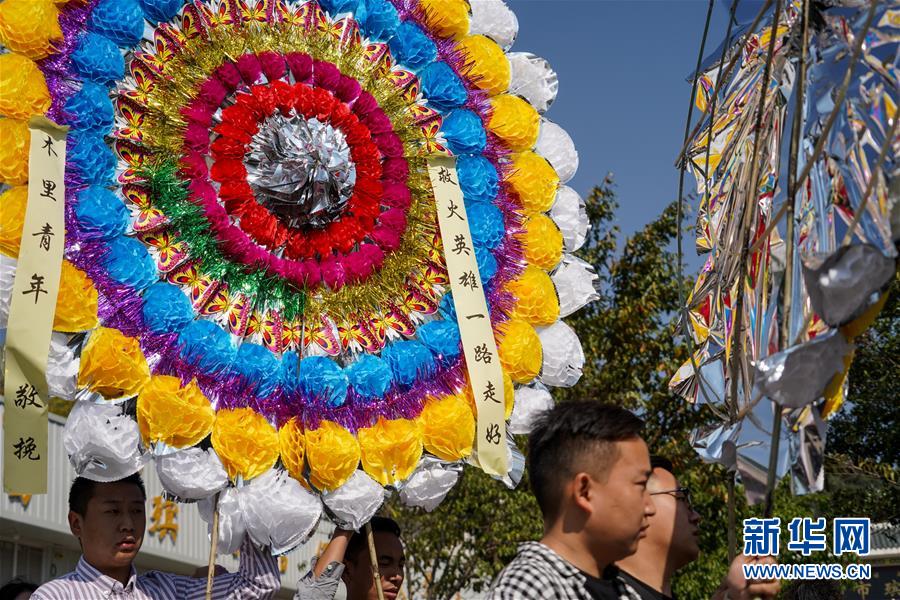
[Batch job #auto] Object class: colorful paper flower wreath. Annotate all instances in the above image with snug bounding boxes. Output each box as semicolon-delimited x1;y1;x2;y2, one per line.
0;0;597;549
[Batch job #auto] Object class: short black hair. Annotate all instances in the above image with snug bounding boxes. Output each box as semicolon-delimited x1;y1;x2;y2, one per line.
650;455;674;475
528;402;644;519
68;473;147;516
345;517;402;562
0;578;38;598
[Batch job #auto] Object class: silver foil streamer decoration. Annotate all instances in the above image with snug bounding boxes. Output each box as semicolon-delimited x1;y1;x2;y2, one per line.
752;329;851;410
64;400;148;482
801;244;896;327
399;456;462;512
673;0;898;503
245;114;356;229
156;447;229;501
322;470;386;530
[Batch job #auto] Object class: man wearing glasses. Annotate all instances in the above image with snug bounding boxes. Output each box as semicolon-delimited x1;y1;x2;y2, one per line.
617;457;780;600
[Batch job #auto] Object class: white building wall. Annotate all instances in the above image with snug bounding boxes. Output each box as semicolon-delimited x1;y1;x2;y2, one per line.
0;404;332;598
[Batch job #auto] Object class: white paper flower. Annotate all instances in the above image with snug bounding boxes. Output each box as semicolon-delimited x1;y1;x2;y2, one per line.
322;470;385;530
507;52;558;113
156;447;228;501
509;383;554;435
469;0;518;50
550;187;589;252
399;459;460;512
64;400;147;482
552;255;599;317
240;468;322;554
537;321;584;387
536;120;578;183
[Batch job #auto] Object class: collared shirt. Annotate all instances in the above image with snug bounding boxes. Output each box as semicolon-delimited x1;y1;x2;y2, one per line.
488;542;643;600
618;571;674;600
32;536;280;600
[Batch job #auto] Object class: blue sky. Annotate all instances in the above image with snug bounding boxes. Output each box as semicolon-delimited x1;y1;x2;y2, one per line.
509;0;732;246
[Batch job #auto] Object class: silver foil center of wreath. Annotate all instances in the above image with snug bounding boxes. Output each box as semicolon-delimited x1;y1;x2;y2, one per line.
245;114;357;229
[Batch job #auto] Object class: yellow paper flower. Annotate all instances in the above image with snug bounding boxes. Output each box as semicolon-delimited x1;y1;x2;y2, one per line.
508;266;560;326
358;416;423;486
456;35;510;96
462;370;514;419
137;376;214;448
211;408;280;481
0;119;30;185
77;327;150;399
0;0;62;60
507;151;560;215
521;214;564;270
421;394;474;461
0;185;27;257
498;318;543;383
305;420;360;491
54;261;100;333
0;53;52;119
278;417;306;483
489;95;540;152
419;0;469;40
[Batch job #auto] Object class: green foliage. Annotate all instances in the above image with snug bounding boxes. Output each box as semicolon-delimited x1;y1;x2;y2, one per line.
390;180;899;600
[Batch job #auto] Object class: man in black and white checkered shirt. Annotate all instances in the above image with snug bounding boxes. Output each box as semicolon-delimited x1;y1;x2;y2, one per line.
489;402;655;600
488;403;782;600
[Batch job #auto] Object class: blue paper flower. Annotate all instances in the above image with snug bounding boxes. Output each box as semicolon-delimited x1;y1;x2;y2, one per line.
71;33;124;85
475;245;498;282
382;340;435;388
280;354;302;398
178;320;236;373
417;320;461;362
75;185;129;240
138;0;183;23
89;0;145;48
442;109;486;155
388;21;437;69
319;0;358;15
457;155;499;204
356;0;399;41
141;282;193;334
65;82;114;134
234;342;280;397
104;236;157;291
68;132;116;185
345;354;392;401
468;202;505;249
439;293;457;321
299;356;349;407
420;62;467;111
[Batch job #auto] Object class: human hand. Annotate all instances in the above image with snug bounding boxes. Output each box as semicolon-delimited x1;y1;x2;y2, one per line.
722;555;780;600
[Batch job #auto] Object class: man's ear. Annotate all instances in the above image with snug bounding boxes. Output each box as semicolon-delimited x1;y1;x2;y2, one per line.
572;472;595;515
69;510;83;539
